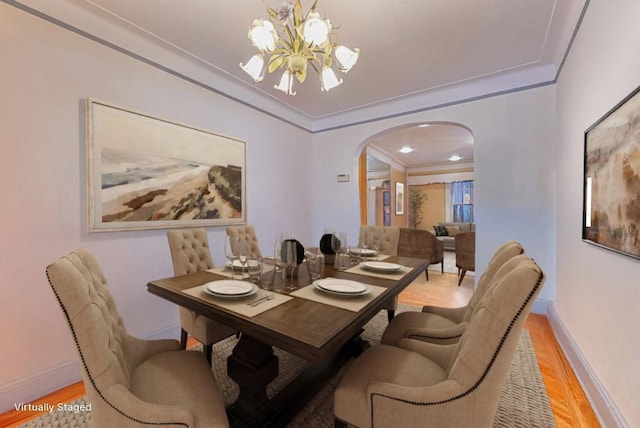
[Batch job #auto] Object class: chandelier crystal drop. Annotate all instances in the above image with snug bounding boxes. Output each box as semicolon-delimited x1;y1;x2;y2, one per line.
240;0;359;95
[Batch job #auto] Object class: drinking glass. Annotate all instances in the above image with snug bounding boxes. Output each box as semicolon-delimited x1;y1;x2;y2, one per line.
371;233;382;260
307;251;324;281
260;261;276;291
246;256;263;285
224;235;239;279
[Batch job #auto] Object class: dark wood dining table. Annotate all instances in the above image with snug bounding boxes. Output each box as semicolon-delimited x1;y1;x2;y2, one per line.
147;255;428;427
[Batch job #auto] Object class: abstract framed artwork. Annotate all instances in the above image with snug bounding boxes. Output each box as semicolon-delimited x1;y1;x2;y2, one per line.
86;98;246;232
582;85;640;259
395;182;404;215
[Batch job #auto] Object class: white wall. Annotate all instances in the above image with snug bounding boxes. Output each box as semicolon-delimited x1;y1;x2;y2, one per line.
310;86;557;309
8;2;637;424
0;4;312;410
555;0;640;425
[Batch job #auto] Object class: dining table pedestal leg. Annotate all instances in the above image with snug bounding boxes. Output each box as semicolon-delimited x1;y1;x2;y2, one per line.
227;335;279;427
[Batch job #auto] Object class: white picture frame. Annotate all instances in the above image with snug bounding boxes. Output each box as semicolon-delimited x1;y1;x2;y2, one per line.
86;98;246;232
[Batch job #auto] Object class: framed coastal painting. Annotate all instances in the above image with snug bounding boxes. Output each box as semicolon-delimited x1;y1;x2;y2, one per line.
395;182;404;215
582;85;640;259
86;99;246;232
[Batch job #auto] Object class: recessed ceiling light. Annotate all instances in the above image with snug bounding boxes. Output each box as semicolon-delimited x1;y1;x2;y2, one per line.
399;146;414;154
449;155;462;161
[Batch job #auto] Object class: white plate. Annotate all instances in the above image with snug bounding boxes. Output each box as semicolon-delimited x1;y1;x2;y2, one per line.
350;248;377;257
204;280;256;297
360;261;403;272
315;278;369;294
313;281;370;297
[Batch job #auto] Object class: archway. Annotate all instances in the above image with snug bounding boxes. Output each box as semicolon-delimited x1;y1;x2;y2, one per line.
357;121;475;232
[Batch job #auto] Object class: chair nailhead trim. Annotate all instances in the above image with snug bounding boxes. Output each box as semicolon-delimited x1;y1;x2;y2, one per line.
46;265;189;427
368;268;545;428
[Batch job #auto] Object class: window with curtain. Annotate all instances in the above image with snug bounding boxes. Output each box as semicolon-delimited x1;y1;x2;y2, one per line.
451;180;474;223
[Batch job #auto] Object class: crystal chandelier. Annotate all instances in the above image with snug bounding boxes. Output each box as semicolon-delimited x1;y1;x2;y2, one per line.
240;0;359;95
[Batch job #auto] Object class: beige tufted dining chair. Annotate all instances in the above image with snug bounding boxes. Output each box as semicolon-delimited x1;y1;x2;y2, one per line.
167;229;237;364
225;225;263;258
358;225;400;322
334;254;545;428
381;241;524;346
46;248;229;427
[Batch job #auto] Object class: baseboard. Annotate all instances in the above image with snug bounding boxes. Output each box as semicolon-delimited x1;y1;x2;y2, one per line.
0;358;81;413
531;297;550;314
547;303;630;428
0;323;181;413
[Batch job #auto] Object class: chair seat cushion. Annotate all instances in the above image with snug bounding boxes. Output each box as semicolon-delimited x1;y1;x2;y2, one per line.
335;345;447;427
381;311;458;346
131;350;228;428
179;307;237;345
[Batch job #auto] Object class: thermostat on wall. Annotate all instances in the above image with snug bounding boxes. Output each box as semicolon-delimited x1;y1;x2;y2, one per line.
337;174;350;182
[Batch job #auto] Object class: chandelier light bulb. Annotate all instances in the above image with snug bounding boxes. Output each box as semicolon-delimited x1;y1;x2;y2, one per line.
335;46;360;72
321;66;342;92
248;19;277;52
275;70;296;95
303;12;331;46
240;54;265;82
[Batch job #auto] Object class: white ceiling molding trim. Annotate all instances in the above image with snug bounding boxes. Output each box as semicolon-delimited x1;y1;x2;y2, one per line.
7;0;589;134
9;0;315;131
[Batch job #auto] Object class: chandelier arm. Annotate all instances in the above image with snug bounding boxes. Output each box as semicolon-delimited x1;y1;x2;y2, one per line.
293;0;302;28
267;54;284;73
282;24;297;49
308;61;320;76
262;0;276;17
304;0;320;20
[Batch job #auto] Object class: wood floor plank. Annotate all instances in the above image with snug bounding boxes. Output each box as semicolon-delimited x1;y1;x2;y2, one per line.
1;270;599;427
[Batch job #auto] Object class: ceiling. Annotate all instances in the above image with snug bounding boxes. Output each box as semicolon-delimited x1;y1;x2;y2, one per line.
12;0;586;166
369;122;475;168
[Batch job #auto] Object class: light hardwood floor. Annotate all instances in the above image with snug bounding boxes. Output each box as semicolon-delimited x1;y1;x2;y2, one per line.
1;270;600;427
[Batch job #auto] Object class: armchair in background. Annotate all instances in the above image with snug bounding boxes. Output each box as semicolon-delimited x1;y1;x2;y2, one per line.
398;228;444;280
455;231;476;286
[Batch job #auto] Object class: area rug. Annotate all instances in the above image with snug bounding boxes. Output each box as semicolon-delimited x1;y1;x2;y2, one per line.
20;305;554;427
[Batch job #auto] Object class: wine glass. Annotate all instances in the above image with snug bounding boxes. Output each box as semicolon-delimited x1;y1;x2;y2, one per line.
238;238;249;277
334;232;349;270
331;233;341;255
274;237;287;288
224;235;239;279
360;229;369;260
339;232;349;257
283;240;298;290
